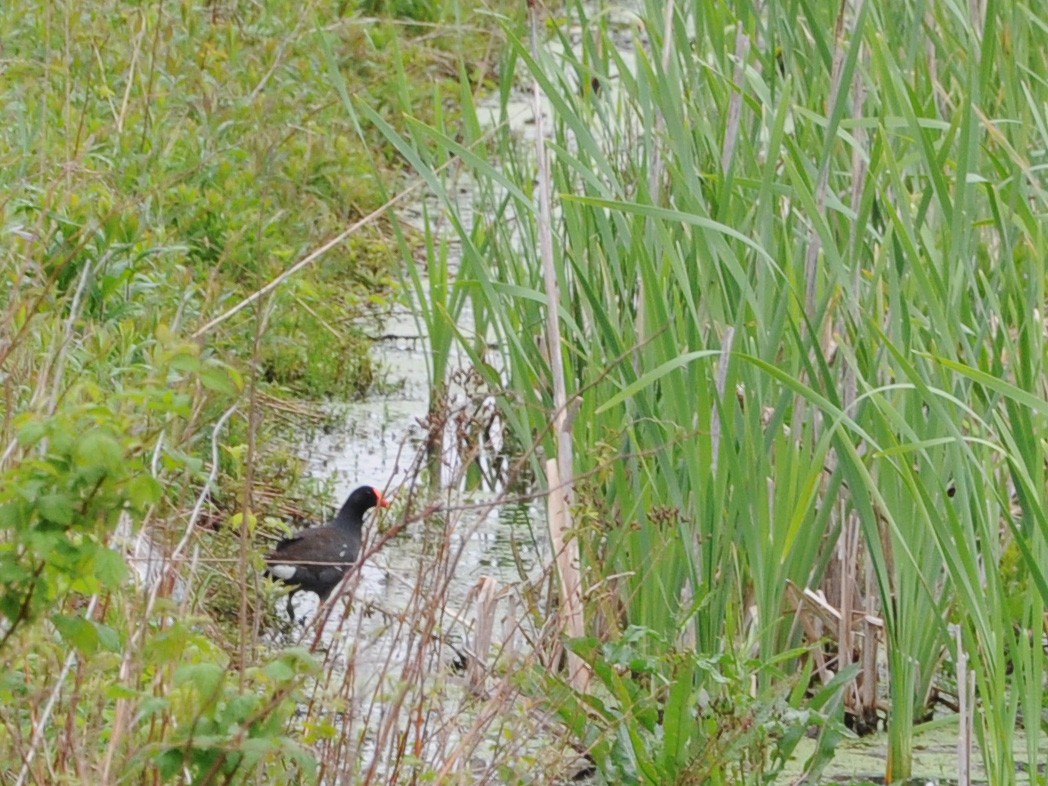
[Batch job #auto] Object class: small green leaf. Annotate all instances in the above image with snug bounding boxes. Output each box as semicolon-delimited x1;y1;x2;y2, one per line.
199;365;240;396
238;738;276;756
93;546;128;588
75;430;124;475
136;696;171;721
155;749;183;779
127;475;162;510
37;494;74;526
221;443;248;462
169;352;201;373
226;511;257;533
105;684;139;700
278;646;320;674
52;613;100;655
0;502;25;529
94;621;121;652
175;663;225;698
144;623;194;665
16;420;47;447
0;669;27;699
261;659;296;683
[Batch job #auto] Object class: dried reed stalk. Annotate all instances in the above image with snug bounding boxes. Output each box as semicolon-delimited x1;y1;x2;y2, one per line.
547;458;588;694
467;575;500;694
957;626;973;786
528;0;587;694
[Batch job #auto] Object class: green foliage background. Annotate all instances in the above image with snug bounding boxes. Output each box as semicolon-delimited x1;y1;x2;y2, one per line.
0;0;510;782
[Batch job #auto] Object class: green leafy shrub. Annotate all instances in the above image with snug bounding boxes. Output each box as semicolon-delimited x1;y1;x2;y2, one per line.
0;410;156;642
0;0;519;781
149;648;319;784
527;627;845;785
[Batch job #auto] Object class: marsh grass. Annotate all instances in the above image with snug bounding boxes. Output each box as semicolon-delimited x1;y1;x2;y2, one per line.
374;0;1048;781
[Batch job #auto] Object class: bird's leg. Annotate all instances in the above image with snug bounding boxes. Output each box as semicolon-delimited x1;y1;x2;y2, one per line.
286;590;297;622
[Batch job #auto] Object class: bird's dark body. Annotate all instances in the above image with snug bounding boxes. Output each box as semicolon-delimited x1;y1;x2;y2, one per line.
268;526;360;600
264;485;388;619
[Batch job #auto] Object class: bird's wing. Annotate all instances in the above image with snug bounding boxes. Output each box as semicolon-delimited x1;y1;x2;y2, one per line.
267;532;305;558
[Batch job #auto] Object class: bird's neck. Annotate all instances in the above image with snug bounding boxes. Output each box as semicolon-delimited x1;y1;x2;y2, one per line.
333;504;365;534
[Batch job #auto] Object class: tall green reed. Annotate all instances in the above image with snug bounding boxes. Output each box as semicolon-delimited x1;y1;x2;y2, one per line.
373;0;1048;779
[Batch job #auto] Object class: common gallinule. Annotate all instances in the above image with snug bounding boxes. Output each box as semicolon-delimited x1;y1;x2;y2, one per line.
265;485;390;620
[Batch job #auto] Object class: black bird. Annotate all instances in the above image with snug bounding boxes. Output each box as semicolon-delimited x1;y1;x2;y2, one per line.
265;485;390;620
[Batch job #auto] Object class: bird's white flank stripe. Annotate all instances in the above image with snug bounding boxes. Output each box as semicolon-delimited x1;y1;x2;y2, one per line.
269;564;297;580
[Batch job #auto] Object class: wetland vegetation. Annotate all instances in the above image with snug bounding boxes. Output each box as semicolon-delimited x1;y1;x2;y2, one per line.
2;0;1047;784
